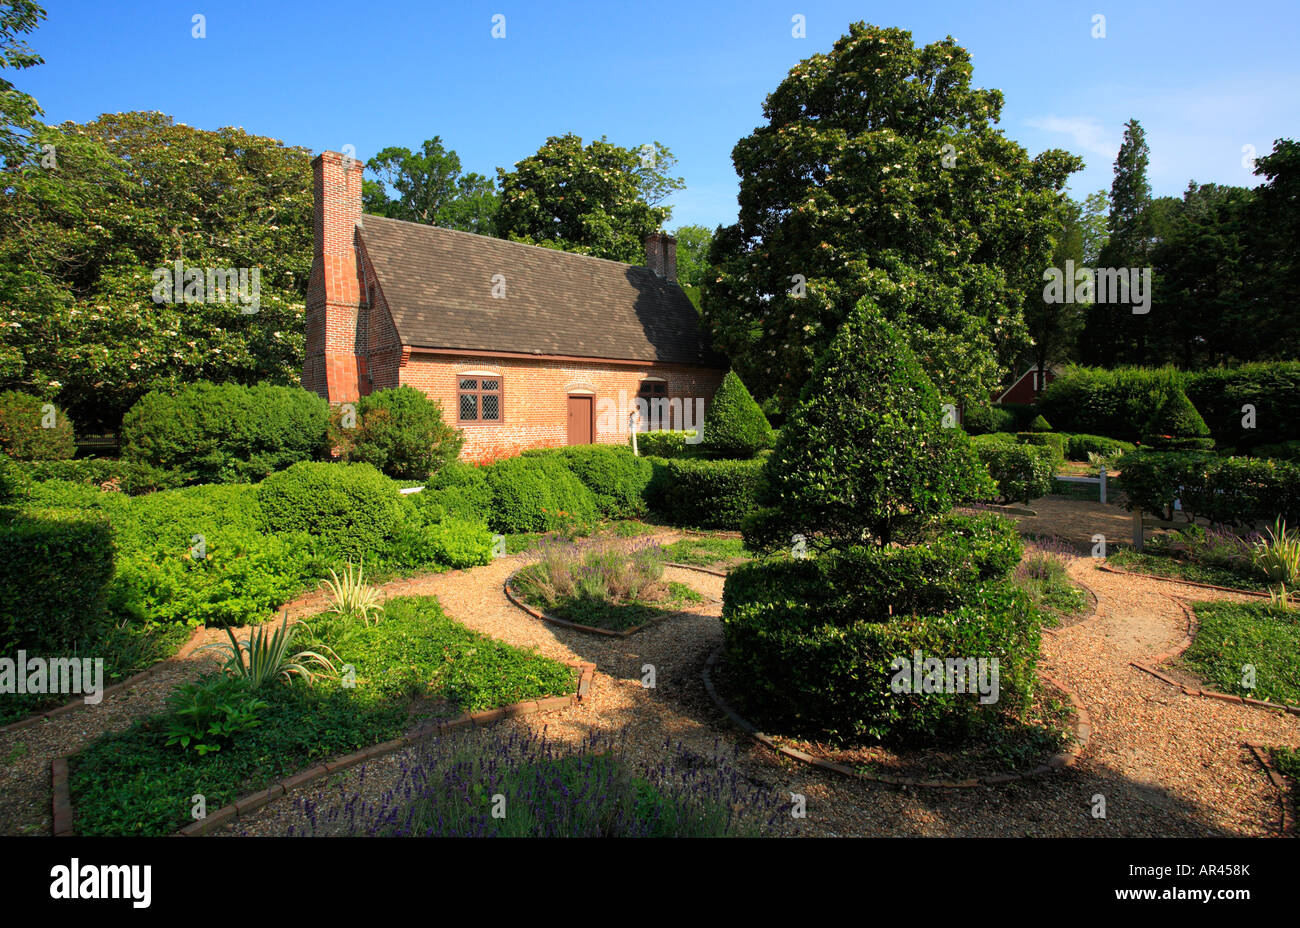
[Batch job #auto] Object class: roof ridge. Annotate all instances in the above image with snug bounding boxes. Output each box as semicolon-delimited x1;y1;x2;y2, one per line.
361;213;654;274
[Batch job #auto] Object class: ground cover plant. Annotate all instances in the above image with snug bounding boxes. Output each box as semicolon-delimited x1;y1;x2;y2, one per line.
657;534;753;570
292;729;785;838
1179;600;1300;706
67;594;577;835
1104;523;1300;596
510;536;704;631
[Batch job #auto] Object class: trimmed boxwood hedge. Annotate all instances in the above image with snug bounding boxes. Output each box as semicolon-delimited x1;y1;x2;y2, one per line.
256;462;406;560
0;506;115;653
1037;366;1185;442
522;445;652;519
649;457;766;529
1064;434;1136;461
1186;362;1300;451
1117;449;1300;526
122;382;329;485
634;430;700;458
971;437;1056;504
481;455;600;533
721;514;1036;742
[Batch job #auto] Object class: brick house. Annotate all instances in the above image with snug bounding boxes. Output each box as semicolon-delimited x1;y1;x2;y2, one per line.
302;151;727;462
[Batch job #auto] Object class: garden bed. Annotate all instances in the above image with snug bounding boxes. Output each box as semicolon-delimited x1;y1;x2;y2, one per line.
505;537;708;635
63;595;579;836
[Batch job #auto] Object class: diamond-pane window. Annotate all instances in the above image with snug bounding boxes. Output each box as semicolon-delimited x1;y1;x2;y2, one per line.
458;376;502;424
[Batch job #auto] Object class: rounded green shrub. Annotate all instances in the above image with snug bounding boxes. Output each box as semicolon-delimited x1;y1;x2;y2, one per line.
122;382;329;484
1017;432;1065;462
0;391;75;461
962;404;1015;435
482;456;600;534
523;445;652;519
414;461;493;524
330;385;463;480
256;462;405;560
702;370;773;459
974;442;1056;504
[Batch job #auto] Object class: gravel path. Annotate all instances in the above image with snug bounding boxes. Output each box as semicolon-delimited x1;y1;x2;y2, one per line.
235;525;1300;839
7;512;1295;838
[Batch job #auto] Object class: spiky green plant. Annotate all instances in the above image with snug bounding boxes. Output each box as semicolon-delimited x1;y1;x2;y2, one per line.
1254;518;1300;586
321;560;385;627
202;612;338;689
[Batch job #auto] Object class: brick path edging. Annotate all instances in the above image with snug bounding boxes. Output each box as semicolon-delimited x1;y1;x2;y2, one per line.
1;625;210;738
1247;743;1297;838
1129;596;1300;717
1097;562;1294;601
49;661;596;837
701;646;1091;789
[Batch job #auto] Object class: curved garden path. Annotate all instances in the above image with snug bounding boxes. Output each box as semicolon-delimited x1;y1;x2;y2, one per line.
5;513;1297;837
235;524;1300;838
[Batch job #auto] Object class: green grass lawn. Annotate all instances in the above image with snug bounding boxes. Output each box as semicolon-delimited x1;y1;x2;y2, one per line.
1107;547;1265;592
658;535;751;569
68;595;576;836
1181;600;1300;705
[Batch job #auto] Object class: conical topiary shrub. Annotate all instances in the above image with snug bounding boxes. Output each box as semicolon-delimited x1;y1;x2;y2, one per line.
747;298;993;549
1142;389;1214;451
703;370;773;459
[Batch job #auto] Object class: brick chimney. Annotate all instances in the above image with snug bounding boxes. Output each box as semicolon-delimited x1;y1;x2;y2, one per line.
644;231;677;283
303;151;365;403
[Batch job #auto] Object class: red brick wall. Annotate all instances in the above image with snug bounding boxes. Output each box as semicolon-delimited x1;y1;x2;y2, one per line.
398;354;724;462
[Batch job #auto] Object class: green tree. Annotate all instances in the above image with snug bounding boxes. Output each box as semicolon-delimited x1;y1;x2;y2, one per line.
671;223;713;309
494;134;684;262
1081;118;1153;366
364;137;498;234
1079;189;1110;265
0;1;45;167
1022;197;1087;394
0;112;313;431
750;299;990;550
702;23;1081;410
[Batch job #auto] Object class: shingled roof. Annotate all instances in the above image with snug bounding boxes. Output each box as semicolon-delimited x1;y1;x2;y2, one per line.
358;215;725;367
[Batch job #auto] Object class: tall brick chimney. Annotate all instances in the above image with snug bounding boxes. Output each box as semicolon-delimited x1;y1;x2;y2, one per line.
303;151;365;403
644;231;677;283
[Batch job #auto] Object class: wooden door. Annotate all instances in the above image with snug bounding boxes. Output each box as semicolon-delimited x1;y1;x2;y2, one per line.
566;395;593;445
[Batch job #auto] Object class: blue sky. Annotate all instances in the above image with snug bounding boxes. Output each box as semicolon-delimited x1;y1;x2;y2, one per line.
20;0;1300;230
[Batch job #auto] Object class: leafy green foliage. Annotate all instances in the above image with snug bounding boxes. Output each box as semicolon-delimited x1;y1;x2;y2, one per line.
481;455;600;534
522;445;652;519
633;430;700;458
1037;365;1185;441
0;112;313;432
16;456;183;494
1142;389;1213;451
68;595;577;835
753;300;992;548
1117;450;1300;525
0;505;114;652
973;435;1057;504
0;390;74;459
413;461;493;524
649;457;766;530
1182;600;1300;706
1186;362;1300;451
256;462;405;561
1064;433;1135;461
363;137;498;234
0;1;45;167
702;370;772;459
202;612;337;689
163;675;267;755
702;22;1081;408
122;382;329;484
494;134;683;262
329;385;462;480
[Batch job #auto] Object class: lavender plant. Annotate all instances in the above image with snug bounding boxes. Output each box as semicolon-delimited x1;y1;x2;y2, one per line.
291;729;785;838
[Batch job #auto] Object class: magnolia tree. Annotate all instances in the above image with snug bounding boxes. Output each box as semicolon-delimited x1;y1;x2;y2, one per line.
745;299;992;550
703;22;1081;410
